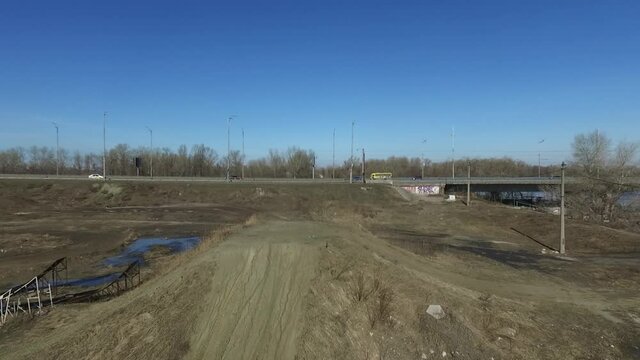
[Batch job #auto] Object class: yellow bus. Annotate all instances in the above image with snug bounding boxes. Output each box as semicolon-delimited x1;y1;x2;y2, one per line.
370;172;392;180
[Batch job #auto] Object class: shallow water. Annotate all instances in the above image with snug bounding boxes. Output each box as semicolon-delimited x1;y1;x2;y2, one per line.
104;236;201;267
54;236;202;288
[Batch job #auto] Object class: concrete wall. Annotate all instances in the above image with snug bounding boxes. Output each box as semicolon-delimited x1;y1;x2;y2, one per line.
401;185;441;196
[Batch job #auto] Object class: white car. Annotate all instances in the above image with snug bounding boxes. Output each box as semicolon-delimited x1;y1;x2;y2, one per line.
88;174;104;179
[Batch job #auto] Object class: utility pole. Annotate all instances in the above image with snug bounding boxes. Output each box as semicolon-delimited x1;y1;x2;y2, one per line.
312;154;316;179
361;148;366;183
538;153;541;178
467;161;471;207
596;129;600;179
451;127;455;179
350;121;354;184
103;112;107;180
421;139;427;179
332;128;336;179
226;117;231;181
146;127;153;178
537;139;545;178
241;128;245;179
52;122;59;176
560;161;566;254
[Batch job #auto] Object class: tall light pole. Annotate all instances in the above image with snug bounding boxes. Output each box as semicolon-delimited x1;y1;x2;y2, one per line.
146;127;153;178
52;122;59;176
537;139;545;178
312;154;316;179
421;139;427;179
103;112;107;180
467;160;471;207
361;147;366;183
451;127;455;179
241;127;245;179
226;116;232;181
332;128;336;179
560;161;566;254
596;129;600;179
350;121;354;184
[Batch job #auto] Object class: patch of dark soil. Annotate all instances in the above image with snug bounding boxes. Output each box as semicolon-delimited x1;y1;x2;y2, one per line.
451;245;570;270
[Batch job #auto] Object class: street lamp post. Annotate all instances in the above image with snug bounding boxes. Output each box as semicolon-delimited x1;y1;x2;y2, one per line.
350;121;355;184
52;122;59;176
451;127;455;179
421;139;427;179
537;153;549;178
312;154;316;179
467;160;471;207
103;112;107;180
560;161;566;254
361;148;366;183
332;128;336;179
241;128;245;179
226;117;232;181
146;127;153;178
537;139;545;178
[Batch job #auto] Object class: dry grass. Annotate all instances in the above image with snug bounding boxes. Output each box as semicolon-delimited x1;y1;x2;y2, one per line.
351;272;368;302
350;271;382;302
366;283;395;329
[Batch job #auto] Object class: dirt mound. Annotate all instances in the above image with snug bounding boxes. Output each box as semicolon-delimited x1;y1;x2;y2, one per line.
188;222;325;359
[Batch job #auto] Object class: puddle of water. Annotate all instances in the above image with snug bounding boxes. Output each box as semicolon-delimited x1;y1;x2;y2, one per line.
52;236;202;288
104;236;201;267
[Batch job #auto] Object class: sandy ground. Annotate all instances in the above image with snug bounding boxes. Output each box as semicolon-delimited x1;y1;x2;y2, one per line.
188;222;326;359
0;180;639;359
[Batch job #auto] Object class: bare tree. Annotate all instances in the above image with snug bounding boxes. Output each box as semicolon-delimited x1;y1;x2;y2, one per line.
569;130;639;225
72;151;83;174
286;147;314;178
268;149;284;178
572;130;611;178
613;141;639;182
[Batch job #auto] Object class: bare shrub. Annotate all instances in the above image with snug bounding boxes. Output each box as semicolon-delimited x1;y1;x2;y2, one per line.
369;274;381;296
243;214;258;226
351;272;368;302
367;284;395;328
332;263;353;281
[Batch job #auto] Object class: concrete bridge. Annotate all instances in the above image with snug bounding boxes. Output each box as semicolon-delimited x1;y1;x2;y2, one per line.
392;177;564;193
393;176;639;194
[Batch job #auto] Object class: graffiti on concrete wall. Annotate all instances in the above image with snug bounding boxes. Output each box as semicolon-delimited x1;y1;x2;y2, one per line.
401;185;440;195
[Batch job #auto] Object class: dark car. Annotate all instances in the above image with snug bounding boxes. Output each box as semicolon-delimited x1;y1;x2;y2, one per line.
352;176;362;181
411;175;423;180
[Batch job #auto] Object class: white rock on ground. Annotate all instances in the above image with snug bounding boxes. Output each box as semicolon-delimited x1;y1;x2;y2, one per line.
426;305;446;320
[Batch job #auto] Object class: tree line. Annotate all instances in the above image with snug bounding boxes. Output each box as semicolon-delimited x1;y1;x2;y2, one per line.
0;144;573;178
0;132;637;180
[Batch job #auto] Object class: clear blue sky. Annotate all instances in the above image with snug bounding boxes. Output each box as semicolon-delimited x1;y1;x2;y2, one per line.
1;0;638;165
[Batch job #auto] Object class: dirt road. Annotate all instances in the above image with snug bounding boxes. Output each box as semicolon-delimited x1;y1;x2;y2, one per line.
188;222;324;359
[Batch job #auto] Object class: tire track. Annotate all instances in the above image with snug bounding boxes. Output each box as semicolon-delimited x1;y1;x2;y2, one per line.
188;222;323;360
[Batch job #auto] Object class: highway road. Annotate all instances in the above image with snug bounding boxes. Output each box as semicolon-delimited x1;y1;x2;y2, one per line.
0;174;585;185
2;173;638;185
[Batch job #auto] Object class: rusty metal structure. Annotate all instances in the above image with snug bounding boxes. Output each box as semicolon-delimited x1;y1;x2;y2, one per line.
57;261;141;303
1;258;141;327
